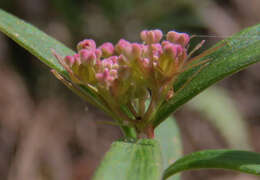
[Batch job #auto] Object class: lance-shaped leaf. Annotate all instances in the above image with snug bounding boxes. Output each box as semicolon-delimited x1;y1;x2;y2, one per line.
0;9;112;114
0;9;71;72
154;24;260;127
155;116;182;180
0;9;139;137
93;139;162;180
163;150;260;179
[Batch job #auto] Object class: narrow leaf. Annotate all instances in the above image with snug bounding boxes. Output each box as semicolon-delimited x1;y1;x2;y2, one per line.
0;9;73;72
0;9;136;137
0;9;107;106
154;24;260;127
93;139;162;180
155;116;182;180
0;9;101;105
163;150;260;179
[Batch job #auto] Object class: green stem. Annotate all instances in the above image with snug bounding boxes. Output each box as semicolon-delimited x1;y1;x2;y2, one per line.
121;126;137;139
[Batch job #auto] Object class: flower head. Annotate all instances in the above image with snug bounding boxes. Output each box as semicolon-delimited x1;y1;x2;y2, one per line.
53;29;205;138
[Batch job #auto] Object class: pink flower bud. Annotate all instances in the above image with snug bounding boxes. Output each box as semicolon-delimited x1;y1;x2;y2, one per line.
132;43;142;58
109;56;118;64
95;49;102;59
140;29;163;44
77;39;96;51
140;30;148;42
96;68;109;80
115;39;132;56
99;42;114;58
166;31;179;43
163;43;182;59
162;40;172;48
179;33;190;47
64;56;75;67
73;54;81;66
96;68;118;88
149;43;163;59
166;31;190;47
147;31;156;44
154;29;163;43
79;49;96;65
102;56;119;69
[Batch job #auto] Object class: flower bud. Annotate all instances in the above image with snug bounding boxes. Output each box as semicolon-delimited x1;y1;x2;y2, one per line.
149;43;163;60
154;29;163;43
163;43;182;59
179;33;190;47
102;56;118;69
166;31;190;47
140;29;163;44
95;48;102;59
99;42;114;58
73;54;81;66
77;39;96;51
109;56;118;64
96;68;118;88
140;30;148;42
79;49;96;66
131;43;142;59
64;56;75;67
115;39;132;56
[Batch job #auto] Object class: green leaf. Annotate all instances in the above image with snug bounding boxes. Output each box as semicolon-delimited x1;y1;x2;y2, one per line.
155;116;182;180
93;139;162;180
0;9;102;105
0;9;72;72
0;9;137;137
188;86;252;150
163;150;260;179
0;9;138;137
154;24;260;127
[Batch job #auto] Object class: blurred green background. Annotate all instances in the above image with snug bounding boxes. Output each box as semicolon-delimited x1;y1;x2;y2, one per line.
0;0;260;179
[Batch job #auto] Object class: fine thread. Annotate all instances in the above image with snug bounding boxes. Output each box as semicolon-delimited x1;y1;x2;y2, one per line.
194;35;260;38
162;34;260;39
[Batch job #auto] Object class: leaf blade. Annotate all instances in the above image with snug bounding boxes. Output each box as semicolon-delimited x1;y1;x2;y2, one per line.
93;139;162;180
154;24;260;127
0;9;138;137
0;9;73;72
163;150;260;180
0;9;114;117
155;116;182;180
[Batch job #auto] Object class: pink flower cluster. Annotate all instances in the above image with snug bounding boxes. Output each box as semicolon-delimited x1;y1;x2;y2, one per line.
53;29;203;137
57;30;190;103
